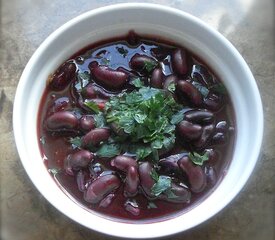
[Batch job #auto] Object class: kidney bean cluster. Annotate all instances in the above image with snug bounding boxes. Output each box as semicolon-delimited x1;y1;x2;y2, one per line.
38;31;235;220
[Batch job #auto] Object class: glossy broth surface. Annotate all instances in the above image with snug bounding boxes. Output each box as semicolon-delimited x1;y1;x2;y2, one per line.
38;32;235;221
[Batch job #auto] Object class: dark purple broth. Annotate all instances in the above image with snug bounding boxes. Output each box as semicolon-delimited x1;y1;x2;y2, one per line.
37;31;235;221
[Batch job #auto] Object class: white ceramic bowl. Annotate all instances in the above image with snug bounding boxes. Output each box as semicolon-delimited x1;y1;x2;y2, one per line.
13;3;263;238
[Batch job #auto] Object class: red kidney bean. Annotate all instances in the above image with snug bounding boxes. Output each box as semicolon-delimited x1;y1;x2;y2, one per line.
204;148;219;165
127;30;140;46
211;132;226;145
194;124;215;149
89;62;128;89
111;156;139;197
151;46;171;60
50;97;70;113
84;174;121;204
171;48;189;76
178;156;207;193
161;183;191;203
177;80;203;106
124;166;139;197
82;84;97;99
215;120;228;133
163;74;178;91
159;153;187;174
99;193;115;208
68;150;93;171
49;62;76;91
178;120;203;141
129;53;158;74
80;115;95;132
139;162;155;198
203;93;223;111
111;155;137;170
184;110;214;125
150;68;164;88
205;166;217;186
46;111;78;130
76;170;86;192
82;128;110;147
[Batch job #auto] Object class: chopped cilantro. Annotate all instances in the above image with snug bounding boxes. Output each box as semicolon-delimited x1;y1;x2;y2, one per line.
150;168;159;182
84;101;100;114
144;60;158;73
93;112;106;128
101;58;110;65
192;81;209;97
170;110;185;125
116;46;128;57
147;202;158;209
167;82;176;92
189;152;209;166
151;175;172;196
150;169;179;198
96;143;121;158
69;137;82;148
105;86;182;161
132;77;144;88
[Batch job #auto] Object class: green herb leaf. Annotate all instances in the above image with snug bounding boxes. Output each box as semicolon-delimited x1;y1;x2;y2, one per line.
96;143;121;158
78;71;90;81
136;146;152;160
192;81;209;97
150;168;159;182
164;188;179;199
144;60;158;73
189;152;209;166
147;202;158;209
69;137;82;148
105;86;181;161
170;110;185;125
132;78;144;88
94;113;106;128
210;83;227;95
167;83;176;92
84;101;100;114
101;58;110;65
116;46;128;57
151;175;172;196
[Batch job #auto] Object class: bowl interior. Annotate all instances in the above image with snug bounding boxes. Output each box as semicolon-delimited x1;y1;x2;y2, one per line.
13;3;263;238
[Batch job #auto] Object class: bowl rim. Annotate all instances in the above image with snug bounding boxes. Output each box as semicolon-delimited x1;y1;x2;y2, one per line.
13;2;264;238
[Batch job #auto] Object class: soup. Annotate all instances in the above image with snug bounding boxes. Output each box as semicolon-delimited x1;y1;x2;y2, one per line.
37;31;235;221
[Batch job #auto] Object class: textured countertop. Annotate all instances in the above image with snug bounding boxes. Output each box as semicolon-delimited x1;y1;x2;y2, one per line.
1;0;274;239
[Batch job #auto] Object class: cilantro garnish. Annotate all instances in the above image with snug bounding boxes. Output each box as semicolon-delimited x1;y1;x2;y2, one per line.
93;112;106;128
132;77;144;88
96;143;121;158
189;152;209;166
69;137;82;148
144;60;158;73
150;169;177;198
105;86;182;161
116;46;128;57
84;101;100;113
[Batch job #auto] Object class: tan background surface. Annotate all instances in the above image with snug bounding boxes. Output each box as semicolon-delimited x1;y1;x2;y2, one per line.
1;0;274;239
